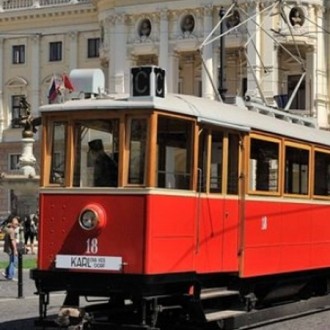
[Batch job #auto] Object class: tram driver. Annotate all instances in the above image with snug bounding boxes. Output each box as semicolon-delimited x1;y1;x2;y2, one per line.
88;139;118;187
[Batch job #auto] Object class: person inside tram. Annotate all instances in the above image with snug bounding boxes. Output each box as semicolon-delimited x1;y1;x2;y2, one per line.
88;139;118;187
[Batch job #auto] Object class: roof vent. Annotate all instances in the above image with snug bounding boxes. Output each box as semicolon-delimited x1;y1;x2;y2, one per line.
69;69;105;99
130;66;165;98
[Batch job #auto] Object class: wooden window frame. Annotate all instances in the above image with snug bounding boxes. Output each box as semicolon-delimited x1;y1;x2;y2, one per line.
283;140;312;198
312;147;330;200
124;115;149;187
247;133;282;196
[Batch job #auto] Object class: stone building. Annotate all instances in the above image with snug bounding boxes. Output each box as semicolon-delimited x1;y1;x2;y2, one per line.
0;0;329;216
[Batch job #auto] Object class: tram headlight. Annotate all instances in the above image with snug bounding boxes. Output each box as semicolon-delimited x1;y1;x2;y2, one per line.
79;204;106;231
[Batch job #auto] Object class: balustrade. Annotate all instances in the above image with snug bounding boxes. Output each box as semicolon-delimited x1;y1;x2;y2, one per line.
0;0;90;11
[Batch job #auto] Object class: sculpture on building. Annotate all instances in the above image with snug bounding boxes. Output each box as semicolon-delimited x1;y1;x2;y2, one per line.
181;14;195;36
289;7;304;27
15;97;41;138
139;19;151;38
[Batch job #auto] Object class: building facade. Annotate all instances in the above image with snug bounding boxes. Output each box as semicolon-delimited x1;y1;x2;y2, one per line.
0;0;329;216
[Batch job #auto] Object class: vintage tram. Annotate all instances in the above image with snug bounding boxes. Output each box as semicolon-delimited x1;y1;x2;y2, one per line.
31;66;330;329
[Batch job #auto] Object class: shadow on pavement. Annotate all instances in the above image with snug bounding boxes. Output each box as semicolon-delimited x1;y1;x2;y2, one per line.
0;318;36;330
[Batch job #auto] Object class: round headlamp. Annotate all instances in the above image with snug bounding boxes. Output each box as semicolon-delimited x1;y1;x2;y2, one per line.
79;204;106;231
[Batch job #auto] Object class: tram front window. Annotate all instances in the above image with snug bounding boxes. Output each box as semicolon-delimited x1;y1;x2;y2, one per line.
50;122;67;184
157;116;193;189
73;119;119;187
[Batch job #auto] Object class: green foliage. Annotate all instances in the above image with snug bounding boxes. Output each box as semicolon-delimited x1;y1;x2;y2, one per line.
0;256;37;270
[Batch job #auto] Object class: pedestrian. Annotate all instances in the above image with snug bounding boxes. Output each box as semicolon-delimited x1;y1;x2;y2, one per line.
2;216;20;281
24;214;37;254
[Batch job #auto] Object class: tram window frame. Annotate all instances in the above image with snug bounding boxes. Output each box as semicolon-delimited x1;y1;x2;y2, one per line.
313;148;330;198
156;115;193;190
198;129;240;195
49;121;68;186
72;118;120;188
198;128;224;193
126;116;148;186
227;133;240;195
248;134;281;195
283;141;311;197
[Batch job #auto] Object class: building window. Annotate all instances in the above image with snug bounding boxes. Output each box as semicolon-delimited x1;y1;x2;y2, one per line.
49;42;62;62
9;154;20;171
288;75;305;110
11;95;25;128
12;45;25;64
87;38;100;58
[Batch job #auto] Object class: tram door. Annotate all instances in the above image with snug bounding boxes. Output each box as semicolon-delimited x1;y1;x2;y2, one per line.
198;129;240;272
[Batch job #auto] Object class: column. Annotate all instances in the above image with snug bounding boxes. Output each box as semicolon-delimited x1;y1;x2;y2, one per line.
111;14;127;94
313;5;327;127
260;6;279;104
30;35;40;117
68;31;78;71
159;10;169;74
202;5;214;99
245;1;261;98
168;48;179;93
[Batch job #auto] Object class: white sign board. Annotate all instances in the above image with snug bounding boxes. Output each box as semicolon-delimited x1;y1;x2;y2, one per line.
56;255;122;271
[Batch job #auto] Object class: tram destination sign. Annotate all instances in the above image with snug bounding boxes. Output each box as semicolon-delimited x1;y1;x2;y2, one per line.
56;254;123;271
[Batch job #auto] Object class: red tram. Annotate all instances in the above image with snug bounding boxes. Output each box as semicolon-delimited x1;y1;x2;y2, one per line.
31;66;330;329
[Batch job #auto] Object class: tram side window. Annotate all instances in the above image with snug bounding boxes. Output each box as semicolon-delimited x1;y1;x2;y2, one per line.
198;129;208;192
197;129;223;193
314;151;330;196
157;116;192;189
227;133;239;194
249;138;279;192
210;131;223;193
284;145;309;195
128;118;147;184
50;122;67;184
73;119;119;187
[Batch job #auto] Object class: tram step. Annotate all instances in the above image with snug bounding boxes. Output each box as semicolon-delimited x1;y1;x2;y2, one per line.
200;288;240;300
205;309;246;322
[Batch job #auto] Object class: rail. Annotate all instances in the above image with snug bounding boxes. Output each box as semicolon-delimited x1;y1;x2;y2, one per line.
0;0;91;11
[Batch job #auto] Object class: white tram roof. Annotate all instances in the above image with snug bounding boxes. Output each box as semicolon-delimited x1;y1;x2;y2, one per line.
40;94;330;148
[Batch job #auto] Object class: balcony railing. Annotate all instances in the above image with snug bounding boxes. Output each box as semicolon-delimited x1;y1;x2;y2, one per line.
0;0;91;11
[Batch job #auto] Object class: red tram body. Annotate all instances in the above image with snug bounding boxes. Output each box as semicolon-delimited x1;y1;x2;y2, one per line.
31;67;330;328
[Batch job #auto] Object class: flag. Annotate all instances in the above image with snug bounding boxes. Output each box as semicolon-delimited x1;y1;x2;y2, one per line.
62;73;74;92
48;77;59;102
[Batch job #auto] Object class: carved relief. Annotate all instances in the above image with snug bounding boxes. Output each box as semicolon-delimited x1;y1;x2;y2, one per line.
226;10;240;29
180;14;195;36
289;7;305;27
138;18;152;38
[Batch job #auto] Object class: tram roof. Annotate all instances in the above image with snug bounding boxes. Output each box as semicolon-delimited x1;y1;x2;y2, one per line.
40;93;330;147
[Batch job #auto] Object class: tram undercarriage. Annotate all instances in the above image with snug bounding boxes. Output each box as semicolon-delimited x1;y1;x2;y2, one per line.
31;268;330;330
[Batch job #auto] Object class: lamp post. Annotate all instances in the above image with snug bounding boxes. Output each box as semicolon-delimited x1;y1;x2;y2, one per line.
219;7;227;101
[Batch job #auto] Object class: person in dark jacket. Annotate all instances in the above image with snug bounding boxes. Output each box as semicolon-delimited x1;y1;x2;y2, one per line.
88;139;118;187
24;215;37;254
